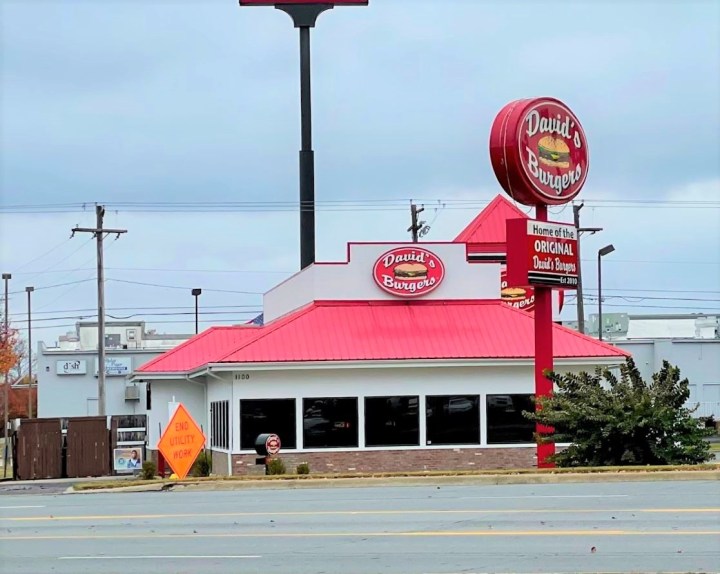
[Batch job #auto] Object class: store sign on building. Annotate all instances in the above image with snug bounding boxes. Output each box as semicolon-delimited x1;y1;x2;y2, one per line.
56;359;87;375
95;356;133;377
490;97;589;206
500;268;535;311
372;247;445;298
506;219;579;288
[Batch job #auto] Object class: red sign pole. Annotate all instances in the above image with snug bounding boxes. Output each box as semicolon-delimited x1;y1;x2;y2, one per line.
533;204;555;468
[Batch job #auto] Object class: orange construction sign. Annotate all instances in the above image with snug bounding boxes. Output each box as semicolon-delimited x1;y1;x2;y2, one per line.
157;403;206;480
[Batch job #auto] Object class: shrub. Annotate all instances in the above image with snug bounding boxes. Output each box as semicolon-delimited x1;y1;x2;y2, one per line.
527;358;714;467
296;462;310;475
191;451;212;477
266;457;286;475
140;461;156;480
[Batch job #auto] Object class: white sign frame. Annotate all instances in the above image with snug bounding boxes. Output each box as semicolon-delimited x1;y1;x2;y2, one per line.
56;359;88;375
95;356;133;377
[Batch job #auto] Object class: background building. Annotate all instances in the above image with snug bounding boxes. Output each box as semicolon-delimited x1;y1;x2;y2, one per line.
37;321;192;417
563;313;720;419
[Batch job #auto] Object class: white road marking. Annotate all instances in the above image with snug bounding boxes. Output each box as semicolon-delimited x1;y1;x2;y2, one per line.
58;555;262;560
0;505;45;509
457;495;629;500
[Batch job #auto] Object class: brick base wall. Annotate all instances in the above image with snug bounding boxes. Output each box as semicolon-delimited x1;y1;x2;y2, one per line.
231;447;536;476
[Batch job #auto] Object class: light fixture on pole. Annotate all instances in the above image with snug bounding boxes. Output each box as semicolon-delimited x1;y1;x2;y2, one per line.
191;289;202;335
26;287;34;419
2;272;11;479
597;244;615;341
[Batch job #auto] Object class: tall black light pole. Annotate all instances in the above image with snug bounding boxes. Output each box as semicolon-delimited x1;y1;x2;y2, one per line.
239;1;368;270
597;244;615;341
192;289;202;335
26;287;34;419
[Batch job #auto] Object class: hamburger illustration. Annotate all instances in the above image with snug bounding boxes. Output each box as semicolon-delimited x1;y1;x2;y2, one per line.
501;287;526;302
394;262;428;279
537;136;571;168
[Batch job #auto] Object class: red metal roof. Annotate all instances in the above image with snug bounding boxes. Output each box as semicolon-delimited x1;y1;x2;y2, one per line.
138;326;261;373
454;195;529;245
137;300;628;373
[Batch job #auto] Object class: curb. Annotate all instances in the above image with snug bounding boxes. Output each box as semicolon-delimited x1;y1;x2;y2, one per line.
69;469;720;494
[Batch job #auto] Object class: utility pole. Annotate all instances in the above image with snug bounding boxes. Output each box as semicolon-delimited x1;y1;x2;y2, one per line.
408;203;425;243
2;272;10;478
572;202;602;334
71;206;126;416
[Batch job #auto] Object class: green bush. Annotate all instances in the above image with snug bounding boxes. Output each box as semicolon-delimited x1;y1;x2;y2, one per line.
527;358;714;467
140;461;156;480
266;457;286;475
191;451;212;477
296;462;310;475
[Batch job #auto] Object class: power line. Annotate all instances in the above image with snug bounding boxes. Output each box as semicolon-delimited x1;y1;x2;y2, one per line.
10;237;74;273
10;266;295;276
2;197;720;214
107;278;264;295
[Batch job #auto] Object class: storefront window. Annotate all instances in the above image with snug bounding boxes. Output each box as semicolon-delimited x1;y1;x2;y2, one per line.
365;396;419;447
240;399;296;450
486;394;535;444
426;395;480;445
210;400;229;450
303;398;358;448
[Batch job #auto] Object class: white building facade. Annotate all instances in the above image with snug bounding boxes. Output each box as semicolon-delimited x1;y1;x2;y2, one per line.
37;321;192;418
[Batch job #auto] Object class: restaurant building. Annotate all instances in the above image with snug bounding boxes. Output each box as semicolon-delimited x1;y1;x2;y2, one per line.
132;196;628;475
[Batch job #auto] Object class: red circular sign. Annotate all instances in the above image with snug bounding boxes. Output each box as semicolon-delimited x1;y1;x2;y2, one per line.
373;247;445;298
265;434;281;456
489;98;589;206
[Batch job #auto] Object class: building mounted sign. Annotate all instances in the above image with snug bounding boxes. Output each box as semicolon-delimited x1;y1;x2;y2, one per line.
506;219;579;288
489;97;589;206
95;356;132;377
500;268;535;312
56;359;87;375
372;247;445;298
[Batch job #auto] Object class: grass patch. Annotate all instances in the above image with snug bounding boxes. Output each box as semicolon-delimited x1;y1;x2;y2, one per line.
72;464;720;491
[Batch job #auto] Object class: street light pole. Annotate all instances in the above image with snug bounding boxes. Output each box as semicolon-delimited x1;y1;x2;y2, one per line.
597;244;615;341
192;289;202;335
26;287;34;419
239;1;367;270
2;272;11;479
276;4;331;270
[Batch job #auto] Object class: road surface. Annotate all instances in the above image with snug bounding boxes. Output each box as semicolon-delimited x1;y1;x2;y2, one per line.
1;480;718;574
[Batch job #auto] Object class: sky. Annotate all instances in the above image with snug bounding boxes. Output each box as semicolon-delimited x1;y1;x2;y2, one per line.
1;0;719;347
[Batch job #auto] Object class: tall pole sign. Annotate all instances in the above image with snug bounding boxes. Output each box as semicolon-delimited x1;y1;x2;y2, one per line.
239;1;368;270
490;97;589;468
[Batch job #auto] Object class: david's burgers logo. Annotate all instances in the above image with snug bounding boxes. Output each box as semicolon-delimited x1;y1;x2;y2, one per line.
373;247;445;298
500;268;535;311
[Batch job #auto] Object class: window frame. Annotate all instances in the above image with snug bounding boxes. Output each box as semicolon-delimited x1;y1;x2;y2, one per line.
364;395;420;448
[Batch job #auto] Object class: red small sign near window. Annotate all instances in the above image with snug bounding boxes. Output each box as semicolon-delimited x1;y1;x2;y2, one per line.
373;247;445;298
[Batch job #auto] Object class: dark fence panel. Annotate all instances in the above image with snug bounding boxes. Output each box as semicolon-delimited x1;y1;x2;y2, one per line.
15;419;63;480
66;417;110;478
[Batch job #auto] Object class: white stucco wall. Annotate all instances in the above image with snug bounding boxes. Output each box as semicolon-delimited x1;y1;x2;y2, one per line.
146;379;207;449
37;350;157;418
264;243;502;322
